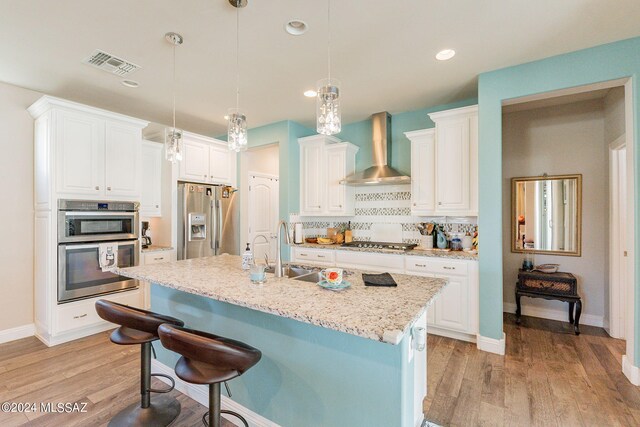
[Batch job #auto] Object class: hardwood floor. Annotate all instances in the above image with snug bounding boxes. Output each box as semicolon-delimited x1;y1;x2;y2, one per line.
425;313;638;427
0;313;636;426
0;331;232;427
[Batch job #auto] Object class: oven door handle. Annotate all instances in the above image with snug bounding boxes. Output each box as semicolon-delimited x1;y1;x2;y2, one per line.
63;211;137;217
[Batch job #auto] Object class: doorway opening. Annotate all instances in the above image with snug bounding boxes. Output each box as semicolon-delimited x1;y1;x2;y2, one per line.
500;78;635;378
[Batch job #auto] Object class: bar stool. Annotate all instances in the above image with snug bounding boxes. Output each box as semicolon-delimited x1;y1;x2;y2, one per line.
95;300;185;427
158;324;262;427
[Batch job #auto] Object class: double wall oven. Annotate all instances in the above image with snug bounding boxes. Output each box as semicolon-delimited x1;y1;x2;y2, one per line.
57;200;140;303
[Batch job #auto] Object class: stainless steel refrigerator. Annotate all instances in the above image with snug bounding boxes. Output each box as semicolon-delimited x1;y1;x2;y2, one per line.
177;182;239;260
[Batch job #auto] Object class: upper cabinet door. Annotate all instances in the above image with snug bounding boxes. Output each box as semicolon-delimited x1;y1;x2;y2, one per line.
56;110;104;195
179;139;210;183
209;143;233;185
140;141;163;216
325;146;347;213
436;117;470;212
300;141;325;215
105;121;141;198
407;129;436;215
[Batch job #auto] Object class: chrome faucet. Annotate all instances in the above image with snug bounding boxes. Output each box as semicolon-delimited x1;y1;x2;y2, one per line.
274;220;290;277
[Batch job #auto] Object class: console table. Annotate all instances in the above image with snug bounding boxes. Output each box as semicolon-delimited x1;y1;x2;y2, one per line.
516;269;581;335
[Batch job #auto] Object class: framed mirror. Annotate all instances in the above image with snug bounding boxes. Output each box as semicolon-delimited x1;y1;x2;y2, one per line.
511;174;582;256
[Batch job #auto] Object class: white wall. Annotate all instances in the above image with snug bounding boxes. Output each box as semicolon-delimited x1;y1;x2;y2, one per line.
502;99;608;323
239;144;279;249
0;81;42;331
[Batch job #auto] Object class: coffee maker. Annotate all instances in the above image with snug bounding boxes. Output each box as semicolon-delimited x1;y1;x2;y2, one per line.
141;221;152;249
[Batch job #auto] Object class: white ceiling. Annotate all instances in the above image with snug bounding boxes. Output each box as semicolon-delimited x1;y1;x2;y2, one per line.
2;0;640;136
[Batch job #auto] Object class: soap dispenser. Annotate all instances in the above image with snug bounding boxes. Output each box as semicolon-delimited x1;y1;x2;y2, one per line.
242;243;254;270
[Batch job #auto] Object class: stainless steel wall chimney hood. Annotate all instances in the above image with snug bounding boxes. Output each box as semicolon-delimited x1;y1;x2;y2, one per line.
341;112;411;186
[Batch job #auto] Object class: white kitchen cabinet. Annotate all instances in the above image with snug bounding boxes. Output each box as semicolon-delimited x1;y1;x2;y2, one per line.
105;121;141;197
179;132;237;186
405;129;435;215
334;250;404;273
428;105;478;216
291;247;335;266
55;109;105;196
142;249;176;265
299;135;358;216
32;96;148;201
140;140;163;217
405;255;478;342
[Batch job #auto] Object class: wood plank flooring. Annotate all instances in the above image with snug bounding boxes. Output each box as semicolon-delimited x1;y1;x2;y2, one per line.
425;313;638;427
0;313;637;426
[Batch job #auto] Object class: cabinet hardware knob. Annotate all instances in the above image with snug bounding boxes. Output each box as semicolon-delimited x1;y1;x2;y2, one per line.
73;313;87;319
107;186;112;191
413;203;416;206
204;175;208;178
416;264;426;267
300;254;308;256
338;205;342;208
443;266;455;270
153;257;163;261
155;205;159;208
95;186;100;190
438;202;442;205
318;255;326;258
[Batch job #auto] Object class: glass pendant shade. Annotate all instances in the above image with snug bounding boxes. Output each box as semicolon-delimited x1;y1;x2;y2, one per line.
316;78;341;135
164;127;183;163
227;108;248;152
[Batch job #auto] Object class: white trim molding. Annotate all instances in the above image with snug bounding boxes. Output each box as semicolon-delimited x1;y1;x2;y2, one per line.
503;302;604;328
623;355;640;386
151;359;280;427
0;323;35;344
476;332;506;355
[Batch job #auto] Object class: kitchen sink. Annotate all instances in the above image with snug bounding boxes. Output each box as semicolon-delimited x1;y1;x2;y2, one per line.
293;272;324;283
266;265;315;278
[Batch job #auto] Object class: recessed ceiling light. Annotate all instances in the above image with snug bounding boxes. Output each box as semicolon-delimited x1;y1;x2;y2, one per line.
304;89;317;98
285;20;308;36
224;115;229;120
121;79;139;88
436;49;456;61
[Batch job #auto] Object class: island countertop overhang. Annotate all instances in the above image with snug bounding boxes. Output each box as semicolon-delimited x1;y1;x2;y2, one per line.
114;254;447;345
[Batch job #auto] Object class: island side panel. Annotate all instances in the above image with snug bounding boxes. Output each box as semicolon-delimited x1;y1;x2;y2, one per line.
151;283;417;427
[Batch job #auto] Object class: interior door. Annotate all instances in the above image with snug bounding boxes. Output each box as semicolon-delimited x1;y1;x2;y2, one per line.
248;174;279;262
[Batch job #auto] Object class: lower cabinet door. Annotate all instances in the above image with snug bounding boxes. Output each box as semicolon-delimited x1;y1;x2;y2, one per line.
433;274;470;333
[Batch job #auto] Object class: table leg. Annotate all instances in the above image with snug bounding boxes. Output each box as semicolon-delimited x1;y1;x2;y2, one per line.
569;302;575;324
515;292;522;324
574;300;582;335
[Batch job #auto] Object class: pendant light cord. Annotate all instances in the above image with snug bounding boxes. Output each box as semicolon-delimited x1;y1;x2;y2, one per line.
172;43;176;130
236;0;240;110
327;0;331;82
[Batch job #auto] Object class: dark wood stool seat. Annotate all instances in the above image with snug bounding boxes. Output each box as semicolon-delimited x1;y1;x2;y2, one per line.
158;324;262;427
95;300;185;427
96;300;184;344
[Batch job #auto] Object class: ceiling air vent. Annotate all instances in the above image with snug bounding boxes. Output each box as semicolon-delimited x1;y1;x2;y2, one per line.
82;49;141;76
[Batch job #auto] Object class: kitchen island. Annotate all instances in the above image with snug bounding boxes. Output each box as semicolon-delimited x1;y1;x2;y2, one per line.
116;254;447;427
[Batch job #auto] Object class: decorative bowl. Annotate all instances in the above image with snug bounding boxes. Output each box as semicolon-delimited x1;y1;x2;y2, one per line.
533;264;560;273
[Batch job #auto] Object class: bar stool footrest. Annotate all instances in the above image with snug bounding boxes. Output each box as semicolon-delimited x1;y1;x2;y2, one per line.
202;409;249;427
149;373;175;394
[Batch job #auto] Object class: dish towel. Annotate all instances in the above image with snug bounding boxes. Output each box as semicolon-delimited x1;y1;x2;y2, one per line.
362;272;397;287
98;243;118;272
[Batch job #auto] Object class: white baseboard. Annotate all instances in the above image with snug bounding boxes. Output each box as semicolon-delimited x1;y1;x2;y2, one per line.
35;322;115;347
476;333;506;355
427;325;477;343
622;355;640;386
151;359;280;427
0;323;35;344
503;302;604;328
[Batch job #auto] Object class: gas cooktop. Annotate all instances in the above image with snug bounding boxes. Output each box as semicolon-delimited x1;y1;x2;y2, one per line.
341;241;417;251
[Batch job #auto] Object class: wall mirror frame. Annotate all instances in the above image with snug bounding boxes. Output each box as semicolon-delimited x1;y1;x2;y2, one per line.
511;174;582;257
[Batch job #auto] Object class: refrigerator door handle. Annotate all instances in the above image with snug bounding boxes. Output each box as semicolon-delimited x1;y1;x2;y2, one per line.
214;200;218;255
217;201;223;253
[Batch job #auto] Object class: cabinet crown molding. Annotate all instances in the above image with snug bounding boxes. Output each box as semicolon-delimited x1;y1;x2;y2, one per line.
404;128;435;140
27;95;149;127
428;104;478;121
298;134;342;145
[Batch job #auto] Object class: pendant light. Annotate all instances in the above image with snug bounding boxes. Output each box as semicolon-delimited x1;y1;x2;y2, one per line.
316;0;341;136
228;0;248;152
164;32;184;163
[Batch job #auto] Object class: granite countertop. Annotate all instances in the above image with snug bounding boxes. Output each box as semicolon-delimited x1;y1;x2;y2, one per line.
141;245;174;253
115;255;447;345
294;243;478;261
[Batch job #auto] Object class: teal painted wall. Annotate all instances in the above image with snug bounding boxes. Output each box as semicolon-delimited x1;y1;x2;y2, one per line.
151;284;416;427
337;99;477;173
478;37;640;363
